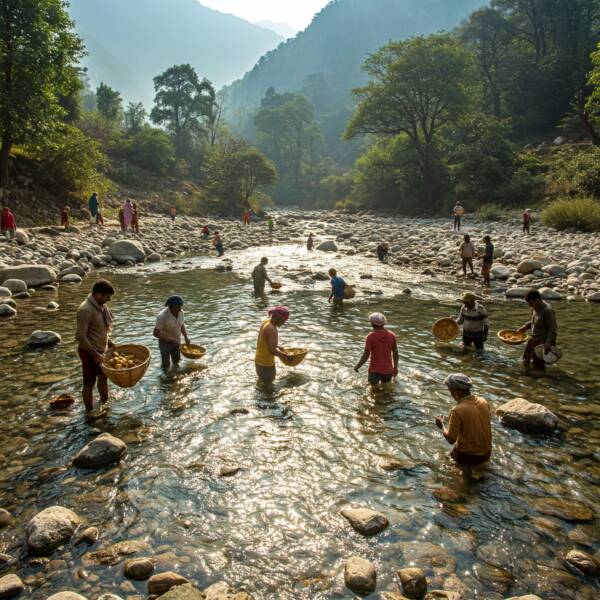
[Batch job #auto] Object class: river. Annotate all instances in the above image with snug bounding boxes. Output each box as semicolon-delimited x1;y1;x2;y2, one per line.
0;241;599;599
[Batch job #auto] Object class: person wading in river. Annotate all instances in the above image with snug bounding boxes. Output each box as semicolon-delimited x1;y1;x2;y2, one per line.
455;292;489;350
75;279;115;414
153;295;191;370
307;233;315;251
255;306;293;383
459;234;475;276
481;235;494;287
354;313;399;393
213;231;224;257
328;268;346;307
518;289;558;371
435;374;492;471
252;257;273;297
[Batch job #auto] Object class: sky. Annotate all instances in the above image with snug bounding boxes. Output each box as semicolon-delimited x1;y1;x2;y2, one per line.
198;0;330;31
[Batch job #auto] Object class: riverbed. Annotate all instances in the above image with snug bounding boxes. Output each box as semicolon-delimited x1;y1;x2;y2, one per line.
0;240;599;599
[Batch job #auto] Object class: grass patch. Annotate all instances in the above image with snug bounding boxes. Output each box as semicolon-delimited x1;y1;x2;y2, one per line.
541;197;600;231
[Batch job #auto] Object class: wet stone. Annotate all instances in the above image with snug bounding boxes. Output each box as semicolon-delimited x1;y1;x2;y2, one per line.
397;567;427;599
340;507;389;536
72;433;127;468
46;593;88;600
48;394;75;410
534;498;594;522
0;508;12;526
124;557;155;581
159;584;203;600
0;574;24;599
82;540;151;566
147;572;190;596
26;505;81;555
564;549;600;576
73;526;99;546
344;556;376;594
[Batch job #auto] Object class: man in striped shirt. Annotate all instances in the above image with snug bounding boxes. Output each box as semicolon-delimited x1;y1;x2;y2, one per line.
455;292;489;350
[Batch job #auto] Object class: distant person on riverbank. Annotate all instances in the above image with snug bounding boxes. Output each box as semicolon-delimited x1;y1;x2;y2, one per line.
377;243;389;262
255;306;293;383
455;292;488;350
328;268;346;306
453;202;465;231
213;231;224;257
354;313;399;393
123;199;134;232
132;202;140;233
96;203;104;226
201;224;210;239
153;295;191;371
88;192;99;223
481;236;494;287
518;289;558;371
1;207;16;239
118;207;125;232
523;209;532;234
435;374;492;469
61;206;70;230
75;279;115;414
307;233;315;251
267;215;274;234
459;234;475;276
170;206;177;222
242;209;251;226
252;257;273;297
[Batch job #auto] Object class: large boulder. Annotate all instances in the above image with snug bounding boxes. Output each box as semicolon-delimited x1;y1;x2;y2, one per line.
108;240;146;264
517;259;543;275
496;398;558;433
0;265;57;287
344;556;376;594
72;433;127;468
491;265;510;280
27;331;61;346
316;240;338;252
340;507;389;536
26;506;81;554
2;279;26;293
505;287;530;299
0;574;24;599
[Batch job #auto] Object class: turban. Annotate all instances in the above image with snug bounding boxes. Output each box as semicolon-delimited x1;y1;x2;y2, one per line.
268;306;290;322
444;373;473;391
369;312;386;326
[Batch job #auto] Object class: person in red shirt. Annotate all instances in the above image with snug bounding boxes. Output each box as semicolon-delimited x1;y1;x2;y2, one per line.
61;206;70;230
354;312;399;392
1;207;16;239
522;208;532;234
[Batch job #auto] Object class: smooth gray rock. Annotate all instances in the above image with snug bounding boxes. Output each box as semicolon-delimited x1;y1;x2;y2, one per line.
27;330;61;346
0;287;10;298
1;279;26;293
340;507;389;536
47;593;88;600
0;265;57;287
72;433;127;468
317;240;338;252
517;259;543;275
108;240;145;264
26;506;81;554
0;304;16;317
496;398;558;433
60;273;83;283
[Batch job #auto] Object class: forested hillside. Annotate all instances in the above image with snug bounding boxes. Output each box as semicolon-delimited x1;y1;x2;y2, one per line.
68;0;283;108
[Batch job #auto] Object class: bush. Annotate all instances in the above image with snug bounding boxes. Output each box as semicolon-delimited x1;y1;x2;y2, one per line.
541;197;600;231
549;147;600;198
129;126;176;175
477;203;505;221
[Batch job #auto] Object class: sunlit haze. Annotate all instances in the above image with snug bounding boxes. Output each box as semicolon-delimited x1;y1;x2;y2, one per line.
198;0;330;31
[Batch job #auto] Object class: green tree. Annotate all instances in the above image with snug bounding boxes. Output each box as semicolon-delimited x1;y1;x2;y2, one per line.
0;0;84;184
129;126;176;175
346;34;474;209
96;82;123;123
150;64;215;159
124;102;147;133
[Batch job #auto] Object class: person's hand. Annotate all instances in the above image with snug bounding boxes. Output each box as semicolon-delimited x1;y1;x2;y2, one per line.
435;416;444;430
354;365;360;373
393;367;398;377
108;339;115;349
93;351;104;365
517;326;527;333
328;297;332;303
185;337;191;346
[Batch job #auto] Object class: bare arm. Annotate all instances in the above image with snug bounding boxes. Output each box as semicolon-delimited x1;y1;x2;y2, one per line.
266;326;289;362
354;348;370;372
392;340;399;375
181;324;191;344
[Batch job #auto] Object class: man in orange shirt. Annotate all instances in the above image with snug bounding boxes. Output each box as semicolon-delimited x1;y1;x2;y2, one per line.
435;373;492;467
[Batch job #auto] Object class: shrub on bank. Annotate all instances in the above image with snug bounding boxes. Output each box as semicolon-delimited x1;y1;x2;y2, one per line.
541;197;600;231
477;203;505;221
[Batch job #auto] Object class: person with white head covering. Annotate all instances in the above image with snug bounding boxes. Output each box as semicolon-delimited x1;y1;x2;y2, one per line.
435;373;492;467
354;313;399;392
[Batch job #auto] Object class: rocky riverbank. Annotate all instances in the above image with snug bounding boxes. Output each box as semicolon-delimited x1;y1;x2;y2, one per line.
2;212;600;315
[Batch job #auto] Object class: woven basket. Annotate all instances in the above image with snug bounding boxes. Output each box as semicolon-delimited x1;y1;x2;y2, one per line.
180;344;207;360
432;318;459;342
344;285;356;299
101;344;151;388
282;348;309;366
271;282;283;290
497;329;528;345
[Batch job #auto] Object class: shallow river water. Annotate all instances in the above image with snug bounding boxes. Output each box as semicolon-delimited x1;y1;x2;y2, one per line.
1;241;599;599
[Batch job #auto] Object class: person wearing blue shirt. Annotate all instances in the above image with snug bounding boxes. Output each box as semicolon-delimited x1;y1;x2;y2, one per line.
481;235;494;287
88;192;98;219
328;268;346;306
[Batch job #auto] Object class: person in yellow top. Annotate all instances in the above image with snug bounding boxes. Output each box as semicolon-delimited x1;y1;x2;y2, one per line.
255;306;293;383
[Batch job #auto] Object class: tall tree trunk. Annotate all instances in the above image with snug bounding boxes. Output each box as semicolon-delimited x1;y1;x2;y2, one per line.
0;137;11;187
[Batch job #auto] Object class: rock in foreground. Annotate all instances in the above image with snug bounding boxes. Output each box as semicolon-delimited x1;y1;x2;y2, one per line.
72;433;127;468
0;265;57;287
147;572;190;596
397;567;427;598
26;506;80;554
496;398;558;433
0;574;24;599
340;507;389;536
344;556;376;594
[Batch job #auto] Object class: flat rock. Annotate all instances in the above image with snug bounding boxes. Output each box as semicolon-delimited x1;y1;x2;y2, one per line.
147;571;190;596
159;584;204;600
534;498;594;522
0;265;57;287
397;567;427;599
340;507;389;536
47;594;88;600
344;556;376;594
82;540;151;566
26;506;81;555
27;330;61;346
72;433;127;468
505;287;530;299
0;574;24;599
496;398;558;433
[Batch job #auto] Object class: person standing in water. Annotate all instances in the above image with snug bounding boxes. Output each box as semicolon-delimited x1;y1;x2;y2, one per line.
307;233;315;251
481;235;494;287
328;268;346;306
518;289;558;371
252;257;273;297
213;231;224;257
255;306;293;383
153;295;191;370
354;313;399;393
435;374;492;469
75;279;115;414
455;292;488;350
459;234;475;276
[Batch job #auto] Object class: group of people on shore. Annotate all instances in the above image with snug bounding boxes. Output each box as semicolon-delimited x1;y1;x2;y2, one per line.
452;202;533;234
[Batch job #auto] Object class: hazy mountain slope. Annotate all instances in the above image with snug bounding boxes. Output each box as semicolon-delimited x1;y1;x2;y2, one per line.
69;0;283;108
227;0;486;113
255;20;297;39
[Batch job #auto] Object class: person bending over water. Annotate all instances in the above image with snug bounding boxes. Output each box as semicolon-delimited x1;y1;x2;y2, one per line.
354;313;399;393
255;306;293;384
328;268;346;307
518;289;557;371
153;295;191;370
435;374;492;469
252;257;273;297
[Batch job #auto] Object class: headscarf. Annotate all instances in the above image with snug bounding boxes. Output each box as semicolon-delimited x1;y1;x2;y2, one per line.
165;295;184;306
444;373;473;391
369;312;386;326
268;306;290;323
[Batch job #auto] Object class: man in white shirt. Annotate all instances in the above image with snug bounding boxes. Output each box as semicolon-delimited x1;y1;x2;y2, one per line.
153;295;191;370
455;292;489;350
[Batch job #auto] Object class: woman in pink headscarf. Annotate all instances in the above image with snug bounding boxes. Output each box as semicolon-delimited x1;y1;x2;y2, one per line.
122;199;134;231
255;306;292;383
